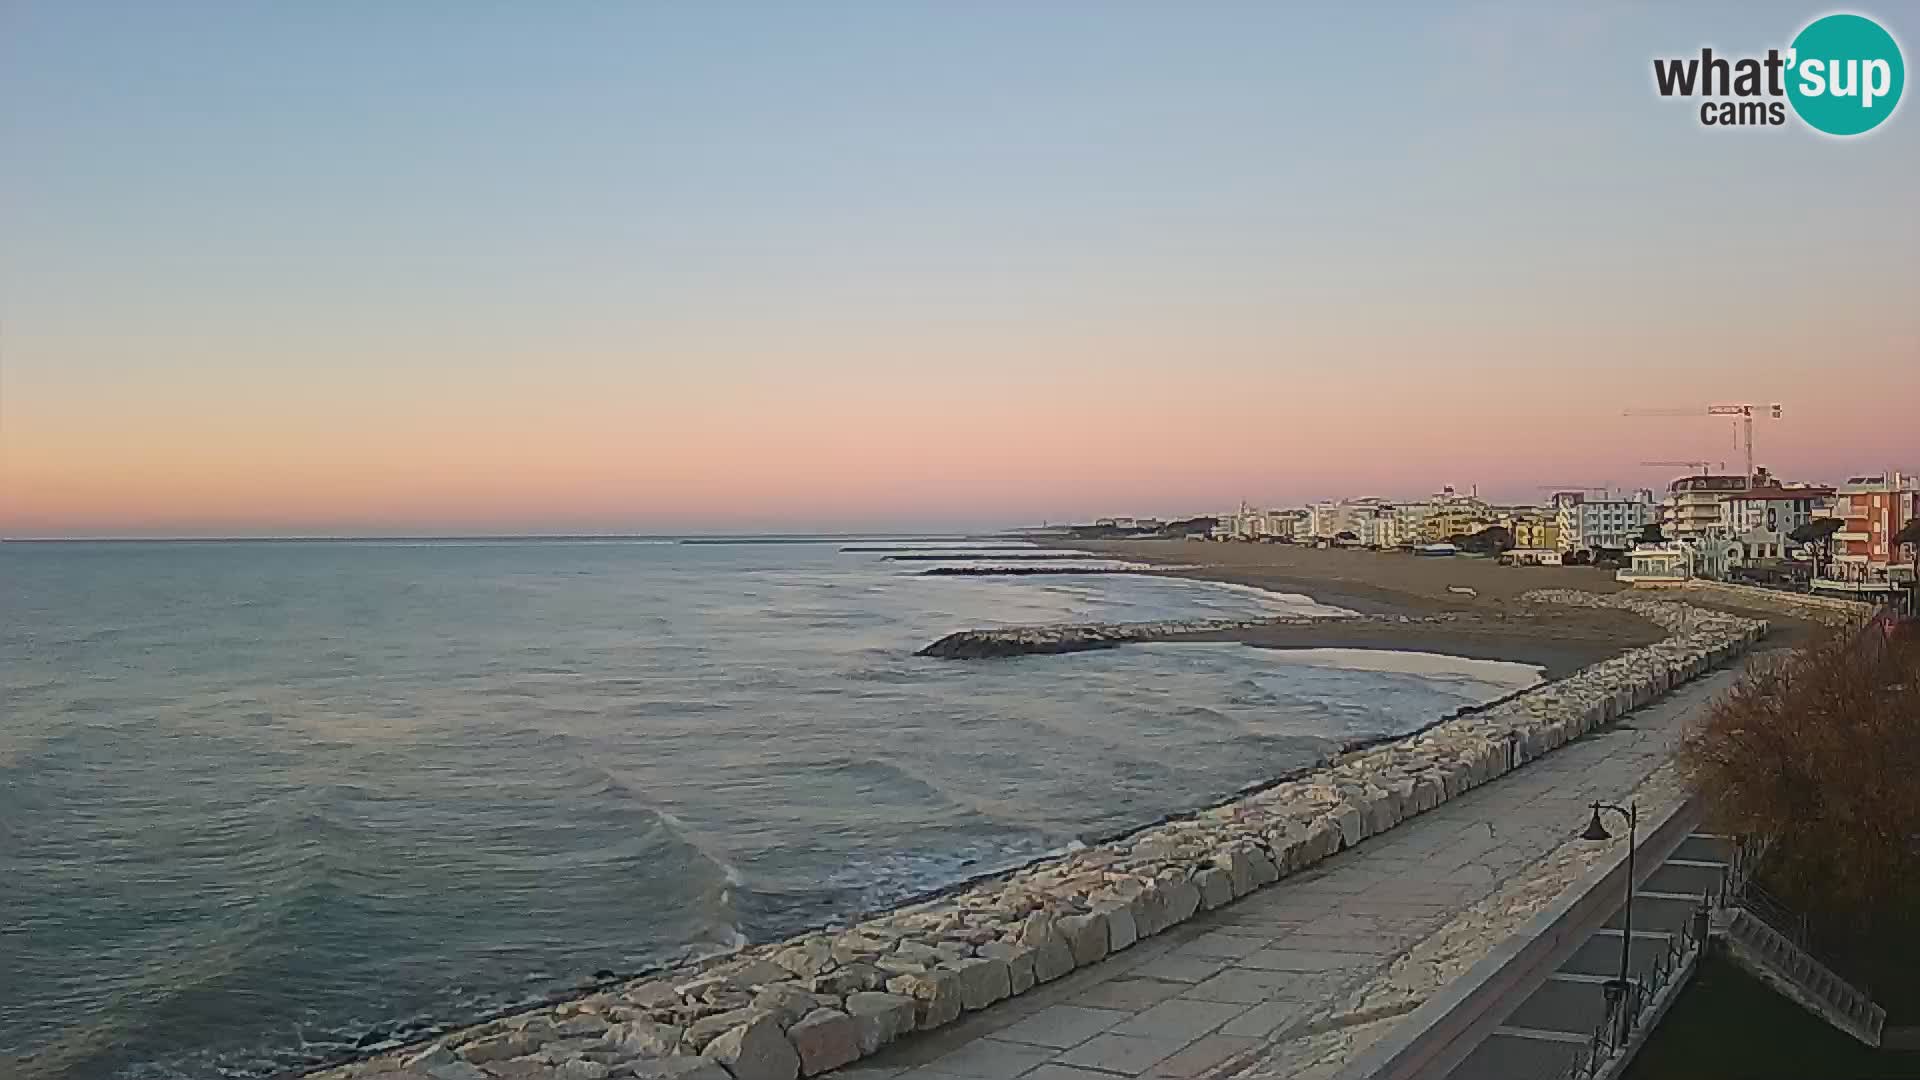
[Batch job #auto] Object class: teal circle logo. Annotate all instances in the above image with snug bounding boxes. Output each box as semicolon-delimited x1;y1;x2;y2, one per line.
1786;14;1905;135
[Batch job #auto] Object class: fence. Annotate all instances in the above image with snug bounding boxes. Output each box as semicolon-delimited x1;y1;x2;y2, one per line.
1546;891;1716;1079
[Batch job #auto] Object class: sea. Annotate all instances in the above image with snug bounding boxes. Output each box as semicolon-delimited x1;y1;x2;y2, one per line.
0;537;1544;1079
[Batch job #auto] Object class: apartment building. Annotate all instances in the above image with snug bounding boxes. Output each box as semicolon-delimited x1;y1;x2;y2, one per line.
1719;484;1833;562
1552;489;1657;553
1663;474;1751;540
1818;472;1918;586
1509;513;1561;551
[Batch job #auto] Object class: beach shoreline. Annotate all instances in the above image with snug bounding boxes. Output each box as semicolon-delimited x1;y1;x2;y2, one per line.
1030;538;1669;678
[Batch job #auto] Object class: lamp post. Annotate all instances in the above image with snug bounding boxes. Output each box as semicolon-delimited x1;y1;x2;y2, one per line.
1582;800;1638;1045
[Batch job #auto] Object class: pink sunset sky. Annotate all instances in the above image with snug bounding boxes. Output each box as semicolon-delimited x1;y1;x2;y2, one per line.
3;3;1916;537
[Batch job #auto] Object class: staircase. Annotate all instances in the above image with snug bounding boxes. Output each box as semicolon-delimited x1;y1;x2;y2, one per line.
1716;900;1886;1047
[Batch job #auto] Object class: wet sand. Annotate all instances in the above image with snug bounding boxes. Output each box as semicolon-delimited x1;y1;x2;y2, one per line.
1048;539;1668;677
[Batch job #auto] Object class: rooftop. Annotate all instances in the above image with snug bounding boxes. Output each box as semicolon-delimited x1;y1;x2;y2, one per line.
1722;485;1836;502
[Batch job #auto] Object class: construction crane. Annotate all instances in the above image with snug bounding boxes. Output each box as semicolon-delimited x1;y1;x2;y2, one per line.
1621;403;1782;484
1639;460;1727;475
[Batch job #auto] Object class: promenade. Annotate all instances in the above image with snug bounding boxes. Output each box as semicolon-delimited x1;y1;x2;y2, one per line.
831;667;1744;1080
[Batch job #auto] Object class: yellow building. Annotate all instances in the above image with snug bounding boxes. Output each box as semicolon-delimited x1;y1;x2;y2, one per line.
1512;515;1561;551
1426;503;1493;542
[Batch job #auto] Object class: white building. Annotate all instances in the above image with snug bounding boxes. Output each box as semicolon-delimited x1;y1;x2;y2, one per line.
1719;484;1833;564
1661;474;1751;540
1618;542;1694;585
1552;489;1657;554
1214;504;1303;541
1308;499;1408;547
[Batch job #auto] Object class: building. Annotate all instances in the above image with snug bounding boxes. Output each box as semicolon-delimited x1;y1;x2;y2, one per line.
1308;501;1359;540
1552;489;1657;554
1214;503;1305;542
1662;474;1751;540
1510;514;1561;552
1422;487;1492;543
1814;472;1918;593
1261;510;1301;541
1618;542;1694;585
1360;506;1408;549
1719;484;1833;566
1308;499;1406;546
1501;548;1563;566
1719;485;1832;536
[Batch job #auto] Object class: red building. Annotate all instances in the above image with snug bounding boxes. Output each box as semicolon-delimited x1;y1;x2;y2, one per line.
1818;472;1918;589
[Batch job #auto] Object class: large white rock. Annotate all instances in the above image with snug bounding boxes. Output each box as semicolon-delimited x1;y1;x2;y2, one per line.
701;1015;800;1080
606;1020;684;1059
786;1008;861;1077
1058;912;1110;966
978;941;1037;994
944;956;1012;1010
626;1058;733;1080
1194;867;1234;910
843;992;915;1054
1100;901;1139;951
1336;806;1365;848
1020;912;1077;982
1212;847;1256;897
883;969;962;1029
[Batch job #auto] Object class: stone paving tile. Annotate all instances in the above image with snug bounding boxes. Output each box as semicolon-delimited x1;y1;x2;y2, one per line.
1022;1065;1123;1080
1109;997;1250;1041
1217;1000;1312;1039
993;1004;1131;1050
1182;968;1319;1005
1055;1033;1189;1075
1275;931;1406;955
1145;1034;1262;1078
1238;947;1378;973
1128;953;1229;984
1290;912;1404;937
918;1037;1059;1078
1067;977;1190;1012
1170;929;1276;961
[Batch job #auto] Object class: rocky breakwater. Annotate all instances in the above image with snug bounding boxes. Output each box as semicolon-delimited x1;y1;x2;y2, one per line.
917;613;1408;659
918;564;1178;576
313;592;1766;1080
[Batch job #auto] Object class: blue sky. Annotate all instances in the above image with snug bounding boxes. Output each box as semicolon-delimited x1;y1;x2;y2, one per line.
2;2;1915;534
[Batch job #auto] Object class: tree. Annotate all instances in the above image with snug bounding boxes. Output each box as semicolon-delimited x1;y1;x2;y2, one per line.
1790;517;1845;580
1565;549;1593;566
1637;522;1666;545
1452;525;1513;555
1897;517;1920;610
1680;619;1920;913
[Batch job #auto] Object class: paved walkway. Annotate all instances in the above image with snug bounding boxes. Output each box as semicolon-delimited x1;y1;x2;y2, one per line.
829;667;1746;1080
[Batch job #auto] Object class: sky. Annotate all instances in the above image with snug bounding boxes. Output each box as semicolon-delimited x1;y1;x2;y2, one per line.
2;2;1916;536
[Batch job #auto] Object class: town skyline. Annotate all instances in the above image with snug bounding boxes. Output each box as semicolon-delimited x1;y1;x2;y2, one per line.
3;2;1916;537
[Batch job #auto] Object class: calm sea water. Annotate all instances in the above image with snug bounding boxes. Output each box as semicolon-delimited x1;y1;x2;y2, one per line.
0;539;1541;1079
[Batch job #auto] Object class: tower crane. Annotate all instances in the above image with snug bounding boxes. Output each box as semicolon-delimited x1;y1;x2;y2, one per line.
1621;403;1782;485
1639;460;1727;476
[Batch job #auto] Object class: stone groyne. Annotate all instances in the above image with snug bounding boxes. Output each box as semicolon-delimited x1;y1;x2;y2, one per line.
916;614;1417;659
315;592;1767;1080
918;564;1177;577
881;553;1113;562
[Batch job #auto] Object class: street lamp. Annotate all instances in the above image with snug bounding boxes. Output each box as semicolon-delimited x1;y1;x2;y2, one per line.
1582;801;1639;1045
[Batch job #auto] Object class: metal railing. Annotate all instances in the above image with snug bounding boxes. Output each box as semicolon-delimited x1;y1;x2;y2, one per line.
1546;891;1714;1079
1538;827;1896;1078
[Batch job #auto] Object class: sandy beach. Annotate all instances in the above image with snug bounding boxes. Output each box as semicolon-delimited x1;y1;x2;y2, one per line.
1048;539;1668;678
